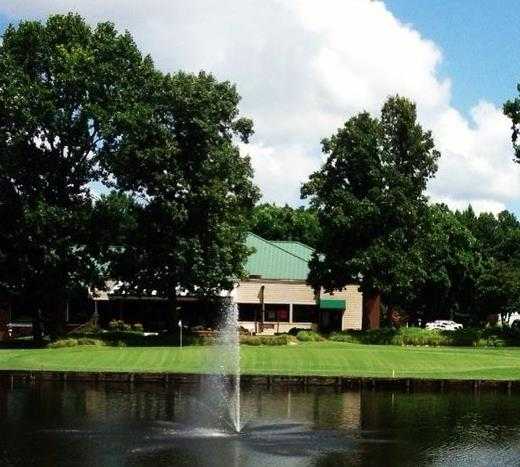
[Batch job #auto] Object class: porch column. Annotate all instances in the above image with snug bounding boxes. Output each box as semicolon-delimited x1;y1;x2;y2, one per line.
289;303;293;324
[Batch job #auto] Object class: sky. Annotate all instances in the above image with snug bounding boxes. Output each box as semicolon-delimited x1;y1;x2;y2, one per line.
1;0;519;216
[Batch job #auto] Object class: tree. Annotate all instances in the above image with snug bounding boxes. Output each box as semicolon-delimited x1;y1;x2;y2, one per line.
0;14;158;340
249;203;320;247
389;204;481;326
302;96;440;328
456;207;520;324
503;89;520;163
105;71;259;331
477;259;520;326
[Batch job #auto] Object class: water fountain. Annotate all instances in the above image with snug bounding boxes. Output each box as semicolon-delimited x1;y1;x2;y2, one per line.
215;298;241;432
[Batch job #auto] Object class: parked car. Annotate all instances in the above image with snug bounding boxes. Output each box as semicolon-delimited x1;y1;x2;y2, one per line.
425;320;463;331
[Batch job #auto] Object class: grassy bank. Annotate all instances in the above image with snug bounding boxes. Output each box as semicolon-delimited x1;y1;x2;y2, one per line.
1;342;520;380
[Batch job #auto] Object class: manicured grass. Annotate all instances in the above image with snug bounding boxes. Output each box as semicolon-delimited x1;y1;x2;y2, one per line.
1;342;520;380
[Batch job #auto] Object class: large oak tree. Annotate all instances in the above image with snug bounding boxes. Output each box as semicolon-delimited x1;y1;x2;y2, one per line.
302;96;439;328
0;14;158;340
105;71;259;331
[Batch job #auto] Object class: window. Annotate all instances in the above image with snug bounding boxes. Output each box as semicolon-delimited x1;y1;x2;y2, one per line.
238;304;259;321
265;304;290;322
293;305;318;323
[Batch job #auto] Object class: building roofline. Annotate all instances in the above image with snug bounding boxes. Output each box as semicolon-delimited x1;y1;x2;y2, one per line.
247;232;312;264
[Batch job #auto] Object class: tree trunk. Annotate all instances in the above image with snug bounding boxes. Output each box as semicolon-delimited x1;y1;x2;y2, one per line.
363;290;381;330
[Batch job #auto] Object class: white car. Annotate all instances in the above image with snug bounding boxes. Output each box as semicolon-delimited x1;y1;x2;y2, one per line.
425;320;463;331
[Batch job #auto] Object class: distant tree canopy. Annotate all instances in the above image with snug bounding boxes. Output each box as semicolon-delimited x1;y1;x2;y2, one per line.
249;203;320;248
455;207;520;325
387;204;482;326
302;96;440;328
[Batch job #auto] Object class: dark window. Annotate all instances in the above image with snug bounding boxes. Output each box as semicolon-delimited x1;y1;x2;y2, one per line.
265;304;290;322
293;305;318;323
238;304;259;321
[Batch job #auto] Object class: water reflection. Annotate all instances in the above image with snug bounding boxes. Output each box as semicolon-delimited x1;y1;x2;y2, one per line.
1;379;520;466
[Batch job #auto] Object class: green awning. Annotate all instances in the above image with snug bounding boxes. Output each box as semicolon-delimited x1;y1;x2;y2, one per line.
319;299;346;310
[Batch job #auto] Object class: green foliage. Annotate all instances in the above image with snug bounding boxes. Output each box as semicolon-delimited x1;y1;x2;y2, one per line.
455;206;520;324
288;327;313;336
0;13;159;339
249;203;320;248
388;204;482;325
104;70;260;329
296;330;324;342
240;335;288;345
330;327;520;347
108;320;132;332
302;96;440;307
107;320;144;333
48;337;106;348
504;90;520;162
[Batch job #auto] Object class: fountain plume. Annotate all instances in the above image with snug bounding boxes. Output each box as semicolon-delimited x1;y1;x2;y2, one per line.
215;298;241;432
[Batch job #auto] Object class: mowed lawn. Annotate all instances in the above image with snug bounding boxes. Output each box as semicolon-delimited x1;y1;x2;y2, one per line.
1;342;520;380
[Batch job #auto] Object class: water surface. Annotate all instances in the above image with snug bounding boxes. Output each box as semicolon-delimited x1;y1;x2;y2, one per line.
0;380;519;466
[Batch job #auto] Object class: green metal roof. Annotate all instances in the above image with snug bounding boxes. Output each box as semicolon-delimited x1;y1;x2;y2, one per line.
245;233;313;280
269;241;314;262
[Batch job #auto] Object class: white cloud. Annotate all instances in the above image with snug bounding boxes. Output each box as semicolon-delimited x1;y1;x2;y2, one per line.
243;142;320;205
2;0;518;213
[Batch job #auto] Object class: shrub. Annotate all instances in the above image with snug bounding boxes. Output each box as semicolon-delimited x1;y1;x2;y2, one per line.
69;320;99;335
240;335;262;346
76;337;105;346
48;338;78;348
329;326;520;347
296;330;324;342
108;320;132;332
131;323;144;333
288;327;313;336
240;335;288;345
187;336;216;346
48;338;106;348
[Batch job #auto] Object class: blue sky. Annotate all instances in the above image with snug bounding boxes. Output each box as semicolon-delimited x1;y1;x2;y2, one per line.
0;1;519;216
386;0;519;115
387;0;520;215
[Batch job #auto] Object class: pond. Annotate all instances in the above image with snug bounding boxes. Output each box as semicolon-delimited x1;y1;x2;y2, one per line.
0;380;519;466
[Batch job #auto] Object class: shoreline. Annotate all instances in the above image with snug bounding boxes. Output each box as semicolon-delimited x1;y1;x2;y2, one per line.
1;370;519;392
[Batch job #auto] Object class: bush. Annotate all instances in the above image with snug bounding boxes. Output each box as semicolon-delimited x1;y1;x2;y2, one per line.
48;338;106;348
296;330;324;342
187;336;216;346
240;335;288;345
131;323;144;333
48;338;79;348
108;320;132;332
77;337;105;346
329;326;520;347
288;327;313;336
69;320;100;335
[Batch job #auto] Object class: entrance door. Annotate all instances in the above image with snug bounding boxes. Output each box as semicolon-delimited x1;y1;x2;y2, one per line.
319;310;343;333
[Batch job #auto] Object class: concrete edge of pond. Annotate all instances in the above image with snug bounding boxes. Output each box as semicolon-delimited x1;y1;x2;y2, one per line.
0;370;519;392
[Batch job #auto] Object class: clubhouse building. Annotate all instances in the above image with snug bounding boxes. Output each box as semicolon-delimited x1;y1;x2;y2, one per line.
234;233;362;333
91;233;363;334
